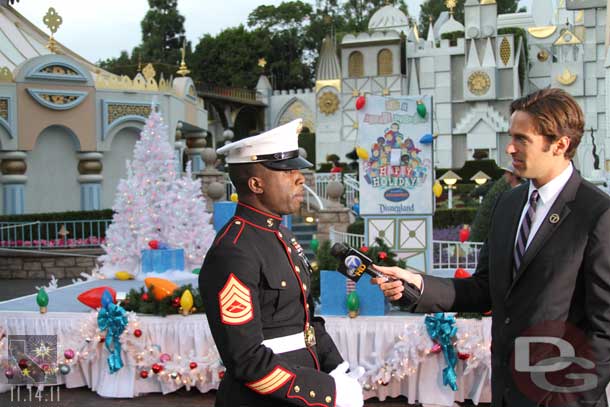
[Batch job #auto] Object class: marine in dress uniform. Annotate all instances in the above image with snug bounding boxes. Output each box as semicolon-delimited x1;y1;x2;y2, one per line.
199;120;363;407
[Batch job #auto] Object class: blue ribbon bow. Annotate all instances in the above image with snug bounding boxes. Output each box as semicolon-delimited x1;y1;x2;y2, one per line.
425;312;458;391
97;302;128;374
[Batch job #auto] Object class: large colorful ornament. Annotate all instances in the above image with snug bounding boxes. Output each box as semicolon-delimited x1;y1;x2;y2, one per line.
419;133;434;145
355;95;366;110
77;286;117;310
144;277;178;301
37;288;49;314
433;181;443;198
454;268;471;279
356;146;369;160
416;100;427;118
459;225;470;243
148;240;159;250
347;291;360;318
115;271;134;280
180;289;194;315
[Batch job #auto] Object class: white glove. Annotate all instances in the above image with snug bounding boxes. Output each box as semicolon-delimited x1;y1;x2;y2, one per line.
329;362;364;407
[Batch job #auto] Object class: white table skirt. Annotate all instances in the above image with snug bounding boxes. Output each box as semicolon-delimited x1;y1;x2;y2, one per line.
0;311;493;405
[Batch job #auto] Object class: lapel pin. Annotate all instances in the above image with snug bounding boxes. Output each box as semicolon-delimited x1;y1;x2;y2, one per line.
549;213;560;224
267;218;274;228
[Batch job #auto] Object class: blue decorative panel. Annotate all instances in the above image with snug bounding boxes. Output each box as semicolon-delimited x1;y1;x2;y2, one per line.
141;249;185;273
320;271;387;316
26;62;88;82
213;202;237;232
26;88;88;111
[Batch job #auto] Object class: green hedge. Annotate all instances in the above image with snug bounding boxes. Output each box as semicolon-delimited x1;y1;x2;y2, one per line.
436;159;505;183
347;218;364;235
433;208;477;228
0;209;113;222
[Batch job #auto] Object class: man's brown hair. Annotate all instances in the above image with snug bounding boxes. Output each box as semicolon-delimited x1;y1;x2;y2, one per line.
510;88;584;159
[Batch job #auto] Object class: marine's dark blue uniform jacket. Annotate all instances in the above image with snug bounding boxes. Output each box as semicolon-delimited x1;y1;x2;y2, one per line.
199;202;343;407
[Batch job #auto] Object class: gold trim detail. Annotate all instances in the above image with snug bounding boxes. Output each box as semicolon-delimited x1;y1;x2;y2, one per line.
318;91;340;115
177;40;191;77
527;26;557;39
537;50;549;62
142;63;156;81
467;71;491;96
0;67;13;82
556;68;577;86
43;7;63;53
315;79;341;93
0;99;8;121
107;104;152;125
41;65;78;76
499;37;511;66
554;29;581;45
480;0;496;3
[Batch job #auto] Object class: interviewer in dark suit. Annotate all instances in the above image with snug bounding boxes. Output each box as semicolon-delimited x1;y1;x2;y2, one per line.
373;88;610;407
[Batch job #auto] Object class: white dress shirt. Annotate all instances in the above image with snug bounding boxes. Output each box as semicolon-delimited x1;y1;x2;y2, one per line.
514;163;573;250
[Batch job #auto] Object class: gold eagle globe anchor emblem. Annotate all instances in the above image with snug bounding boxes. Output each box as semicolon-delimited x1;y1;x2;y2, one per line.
467;71;491;96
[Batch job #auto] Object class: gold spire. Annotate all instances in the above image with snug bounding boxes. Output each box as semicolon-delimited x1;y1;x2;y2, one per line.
176;39;191;77
137;53;142;73
258;58;267;69
43;7;63;53
445;0;456;15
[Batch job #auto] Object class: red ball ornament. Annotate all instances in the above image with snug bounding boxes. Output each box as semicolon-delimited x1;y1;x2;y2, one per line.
355;95;366;110
218;371;225;380
459;226;470;243
189;362;198;370
359;246;369;253
140;370;149;379
172;297;181;307
18;359;28;369
430;343;442;354
152;363;163;374
134;329;142;338
454;268;471;279
148;240;159;250
99;336;106;343
141;293;150;301
458;352;471;360
378;251;387;261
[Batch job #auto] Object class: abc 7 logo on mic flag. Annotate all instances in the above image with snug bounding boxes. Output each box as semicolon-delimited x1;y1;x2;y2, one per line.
511;320;598;406
344;255;363;278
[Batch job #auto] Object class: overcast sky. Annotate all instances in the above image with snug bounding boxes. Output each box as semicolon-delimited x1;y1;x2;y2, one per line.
14;0;529;63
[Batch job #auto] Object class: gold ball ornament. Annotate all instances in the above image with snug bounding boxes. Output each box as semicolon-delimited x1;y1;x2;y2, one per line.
230;193;238;203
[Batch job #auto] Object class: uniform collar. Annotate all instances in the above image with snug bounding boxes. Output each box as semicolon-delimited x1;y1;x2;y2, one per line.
235;202;283;231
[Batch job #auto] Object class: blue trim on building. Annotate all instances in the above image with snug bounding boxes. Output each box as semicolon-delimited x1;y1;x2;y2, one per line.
26;88;88;111
25;61;89;82
80;183;101;210
0;96;14;139
3;184;24;215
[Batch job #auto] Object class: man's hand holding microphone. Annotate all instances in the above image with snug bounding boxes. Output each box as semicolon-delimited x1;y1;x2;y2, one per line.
369;265;423;302
330;243;422;304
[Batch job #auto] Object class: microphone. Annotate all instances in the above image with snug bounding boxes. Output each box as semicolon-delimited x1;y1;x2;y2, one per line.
330;242;421;304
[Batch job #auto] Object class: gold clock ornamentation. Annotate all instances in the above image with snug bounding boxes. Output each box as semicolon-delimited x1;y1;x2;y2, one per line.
467;71;491;96
318;91;339;115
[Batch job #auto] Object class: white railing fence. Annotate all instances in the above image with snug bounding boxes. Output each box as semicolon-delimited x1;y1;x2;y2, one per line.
328;228;484;271
314;173;342;200
343;173;359;209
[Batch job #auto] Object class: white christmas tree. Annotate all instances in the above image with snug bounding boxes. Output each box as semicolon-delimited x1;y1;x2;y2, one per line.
99;108;214;277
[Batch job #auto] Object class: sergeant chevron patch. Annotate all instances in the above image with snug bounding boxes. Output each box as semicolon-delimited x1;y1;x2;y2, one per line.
246;366;294;395
219;274;253;325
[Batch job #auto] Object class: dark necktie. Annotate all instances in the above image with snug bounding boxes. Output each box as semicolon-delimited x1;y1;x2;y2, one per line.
513;190;539;278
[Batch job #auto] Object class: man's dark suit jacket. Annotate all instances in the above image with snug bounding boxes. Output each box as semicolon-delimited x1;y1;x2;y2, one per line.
407;170;610;406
